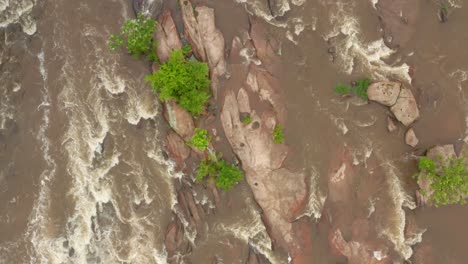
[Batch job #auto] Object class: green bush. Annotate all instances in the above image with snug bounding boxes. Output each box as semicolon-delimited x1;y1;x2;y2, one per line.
145;48;211;115
416;156;468;207
334;78;371;100
196;154;244;190
188;128;211;151
242;115;252;125
108;14;158;61
273;125;284;144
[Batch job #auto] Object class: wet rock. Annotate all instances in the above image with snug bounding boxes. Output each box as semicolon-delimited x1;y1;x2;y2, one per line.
163;100;195;140
165;132;191;170
390;88;420;126
439;7;449;23
387;116;397;132
376;0;421;48
155;10;182;63
179;0;207;61
367;81;401;106
165;219;191;262
329;229;391;264
133;0;163;19
405;128;418;147
268;0;290;17
250;20;282;74
196;6;227;99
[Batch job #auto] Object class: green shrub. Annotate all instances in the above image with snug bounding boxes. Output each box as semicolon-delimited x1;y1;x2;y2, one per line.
416;156;468;207
242;115;252;125
273;125;284;144
196;155;244;190
188;128;211;151
334;78;371;100
145;48;211;115
109;14;158;61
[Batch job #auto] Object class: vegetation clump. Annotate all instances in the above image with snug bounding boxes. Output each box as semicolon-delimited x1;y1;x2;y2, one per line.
145;48;211;115
273;125;284;144
242;115;252;125
334;78;371;100
108;14;158;61
416;156;468;207
188;128;211;151
197;154;244;191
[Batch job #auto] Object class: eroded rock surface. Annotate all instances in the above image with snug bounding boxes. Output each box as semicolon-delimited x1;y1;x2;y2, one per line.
163;100;195;140
165;132;191;170
367;81;401;106
390;87;420;126
155;10;182;63
405;128;418;147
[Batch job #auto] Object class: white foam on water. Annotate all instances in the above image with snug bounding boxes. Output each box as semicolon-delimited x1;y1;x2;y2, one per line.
213;194;284;264
295;166;327;219
0;0;37;35
378;163;416;260
449;0;463;8
323;1;411;83
291;0;306;6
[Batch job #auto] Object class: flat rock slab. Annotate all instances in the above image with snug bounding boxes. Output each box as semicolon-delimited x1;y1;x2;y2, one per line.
390;88;420;126
368;81;401;106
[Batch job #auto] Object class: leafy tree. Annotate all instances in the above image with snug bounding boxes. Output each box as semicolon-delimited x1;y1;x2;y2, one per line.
145;48;211;115
334;78;371;100
273;125;284;144
416;156;468;207
188;128;211;151
108;14;158;61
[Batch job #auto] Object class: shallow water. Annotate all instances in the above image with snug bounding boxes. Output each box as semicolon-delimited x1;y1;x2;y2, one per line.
1;0;468;263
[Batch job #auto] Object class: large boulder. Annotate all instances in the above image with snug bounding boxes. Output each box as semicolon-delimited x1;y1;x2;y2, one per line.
165;132;191;170
163;100;195;140
179;0;206;61
405;128;419;147
390;88;420;126
155;10;182;63
367;81;401;106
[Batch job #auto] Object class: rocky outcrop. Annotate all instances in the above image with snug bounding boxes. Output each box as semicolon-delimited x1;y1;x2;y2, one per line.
155;10;182;63
405;128;418;147
376;0;421;48
163;100;195;140
390;88;419;126
368;81;419;126
179;0;226;98
367;81;401;106
329;228;390;264
165;219;191;263
220;21;311;262
165;132;191;170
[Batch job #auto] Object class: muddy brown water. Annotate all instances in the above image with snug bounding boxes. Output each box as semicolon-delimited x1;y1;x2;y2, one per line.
1;0;468;263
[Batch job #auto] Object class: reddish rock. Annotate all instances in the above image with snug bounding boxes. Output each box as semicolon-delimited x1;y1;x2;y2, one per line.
165;132;190;170
163;100;195;140
155;10;182;63
179;0;206;61
250;20;282;74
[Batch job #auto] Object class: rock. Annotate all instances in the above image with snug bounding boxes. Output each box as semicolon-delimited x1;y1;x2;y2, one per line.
165;132;191;170
405;128;418;147
387;116;397;132
163;100;195;140
376;0;421;48
133;0;163;19
390;88;420;126
268;0;291;17
329;229;391;264
155;10;182;63
237;88;251;113
196;6;227;98
250;20;282;74
426;144;456;166
179;0;207;61
367;81;401;106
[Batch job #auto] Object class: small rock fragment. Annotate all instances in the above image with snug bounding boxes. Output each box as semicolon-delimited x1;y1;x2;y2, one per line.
387;116;397;132
367;81;401;106
405;128;419;147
